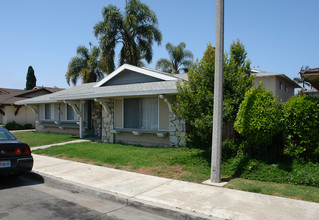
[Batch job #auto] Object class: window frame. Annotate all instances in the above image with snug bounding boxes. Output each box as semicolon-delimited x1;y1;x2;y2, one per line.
122;97;159;131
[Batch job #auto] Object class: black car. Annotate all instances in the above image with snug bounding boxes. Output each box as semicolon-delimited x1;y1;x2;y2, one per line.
0;127;33;176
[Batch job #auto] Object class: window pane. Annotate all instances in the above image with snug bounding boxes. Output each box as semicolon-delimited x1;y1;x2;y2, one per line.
67;105;75;120
141;97;158;130
124;98;140;129
45;104;51;120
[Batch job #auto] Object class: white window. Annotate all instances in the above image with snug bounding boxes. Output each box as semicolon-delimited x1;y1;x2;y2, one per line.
279;81;283;90
124;97;158;130
285;86;288;92
66;104;78;121
44;104;54;120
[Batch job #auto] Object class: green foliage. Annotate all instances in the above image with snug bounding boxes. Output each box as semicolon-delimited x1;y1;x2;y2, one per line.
282;95;319;161
175;40;253;149
23;124;33;129
234;83;282;148
66;44;104;85
156;42;193;74
222;151;319;187
94;0;162;73
26;66;36;90
5;121;24;130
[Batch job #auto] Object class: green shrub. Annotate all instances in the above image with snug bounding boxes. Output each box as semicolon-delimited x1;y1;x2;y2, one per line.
234;83;282;149
5;121;24;130
282;95;319;161
222;158;319;187
24;124;33;129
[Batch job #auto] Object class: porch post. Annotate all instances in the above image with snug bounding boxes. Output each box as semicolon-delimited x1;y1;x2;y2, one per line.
79;102;84;138
64;100;84;139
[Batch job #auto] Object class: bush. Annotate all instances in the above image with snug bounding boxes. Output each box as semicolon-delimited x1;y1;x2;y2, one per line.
282;95;319;161
5;121;24;130
24;124;33;129
234;83;282;149
222;157;319;187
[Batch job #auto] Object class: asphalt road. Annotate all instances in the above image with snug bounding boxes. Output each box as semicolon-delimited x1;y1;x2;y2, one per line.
0;172;173;220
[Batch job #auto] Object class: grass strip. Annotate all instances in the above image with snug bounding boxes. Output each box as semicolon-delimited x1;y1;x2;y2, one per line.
14;131;78;147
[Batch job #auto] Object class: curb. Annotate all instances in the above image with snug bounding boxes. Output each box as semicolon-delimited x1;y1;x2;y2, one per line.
35;171;221;220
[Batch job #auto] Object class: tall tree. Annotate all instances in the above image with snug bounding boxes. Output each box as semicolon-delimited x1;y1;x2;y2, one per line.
26;66;36;90
175;40;254;149
94;0;162;73
156;42;193;74
294;65;311;88
65;43;104;86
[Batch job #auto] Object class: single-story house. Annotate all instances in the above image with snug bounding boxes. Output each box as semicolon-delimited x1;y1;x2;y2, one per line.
16;64;187;147
300;67;319;91
15;65;300;147
252;69;301;102
0;86;63;127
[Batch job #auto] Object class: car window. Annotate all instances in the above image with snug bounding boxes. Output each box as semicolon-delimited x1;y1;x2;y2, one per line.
0;129;17;140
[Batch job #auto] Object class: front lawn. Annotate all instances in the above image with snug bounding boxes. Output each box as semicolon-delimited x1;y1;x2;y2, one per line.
33;142;210;182
14;131;78;147
32;141;319;203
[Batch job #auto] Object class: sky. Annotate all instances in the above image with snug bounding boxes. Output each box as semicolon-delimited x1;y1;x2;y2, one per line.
0;0;318;89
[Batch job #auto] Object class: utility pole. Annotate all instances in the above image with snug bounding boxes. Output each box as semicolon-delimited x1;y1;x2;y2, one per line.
211;0;224;183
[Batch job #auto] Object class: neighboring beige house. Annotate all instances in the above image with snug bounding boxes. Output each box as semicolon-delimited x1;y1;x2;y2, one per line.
252;69;301;102
0;87;63;127
16;64;187;147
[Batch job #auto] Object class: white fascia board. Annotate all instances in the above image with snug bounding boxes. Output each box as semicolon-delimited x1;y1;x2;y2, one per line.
95;64;176;88
55;89;177;100
15;99;59;105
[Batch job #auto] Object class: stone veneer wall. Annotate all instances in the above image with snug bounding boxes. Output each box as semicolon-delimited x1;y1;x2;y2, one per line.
164;95;186;147
101;99;114;143
168;107;186;147
91;101;102;138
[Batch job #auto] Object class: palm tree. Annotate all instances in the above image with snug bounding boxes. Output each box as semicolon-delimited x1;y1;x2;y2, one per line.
156;42;193;74
65;43;104;86
294;65;311;88
93;0;162;74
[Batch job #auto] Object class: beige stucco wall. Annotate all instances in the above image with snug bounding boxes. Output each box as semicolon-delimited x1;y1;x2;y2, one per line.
2;105;37;126
253;76;295;102
253;76;277;94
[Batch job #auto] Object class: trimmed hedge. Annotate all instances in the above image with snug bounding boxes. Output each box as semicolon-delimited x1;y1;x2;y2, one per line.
283;95;319;161
234;84;282;147
222;154;319;187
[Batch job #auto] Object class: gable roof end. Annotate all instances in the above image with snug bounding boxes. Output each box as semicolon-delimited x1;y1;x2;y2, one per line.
95;64;177;88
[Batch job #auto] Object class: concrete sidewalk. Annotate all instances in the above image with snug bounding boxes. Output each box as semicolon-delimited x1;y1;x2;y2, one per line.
30;153;319;220
31;139;91;150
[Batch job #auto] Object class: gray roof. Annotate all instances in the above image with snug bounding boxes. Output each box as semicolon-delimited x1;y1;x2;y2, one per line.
1;87;64;105
16;65;187;105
